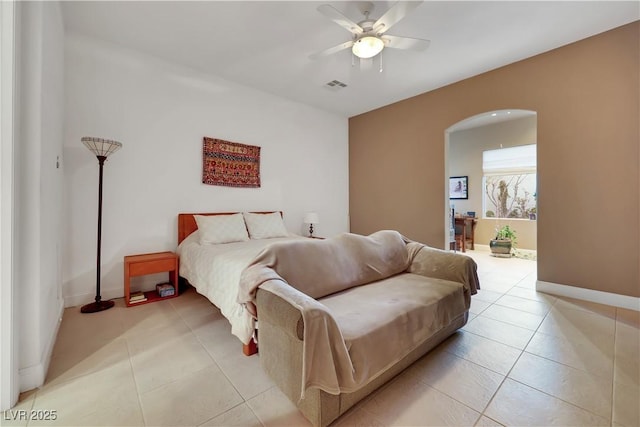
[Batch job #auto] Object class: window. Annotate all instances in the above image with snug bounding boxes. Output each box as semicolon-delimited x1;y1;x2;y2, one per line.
483;144;537;219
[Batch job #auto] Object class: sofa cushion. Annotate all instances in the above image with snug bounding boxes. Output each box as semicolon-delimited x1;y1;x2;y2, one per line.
318;273;467;385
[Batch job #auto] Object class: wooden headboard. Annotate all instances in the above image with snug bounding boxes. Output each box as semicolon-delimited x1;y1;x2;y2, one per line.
178;211;283;244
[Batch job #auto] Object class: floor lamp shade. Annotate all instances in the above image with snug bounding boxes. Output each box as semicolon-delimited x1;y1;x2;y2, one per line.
82;136;123;157
81;137;122;314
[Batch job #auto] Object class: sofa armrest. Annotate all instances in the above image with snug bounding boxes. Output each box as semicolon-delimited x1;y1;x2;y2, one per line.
256;280;309;341
406;242;480;300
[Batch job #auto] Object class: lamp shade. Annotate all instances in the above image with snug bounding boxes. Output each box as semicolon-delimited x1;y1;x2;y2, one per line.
82;137;123;158
352;36;384;59
303;212;320;224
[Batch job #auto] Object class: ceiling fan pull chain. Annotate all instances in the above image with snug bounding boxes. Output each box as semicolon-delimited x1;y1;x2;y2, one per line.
352;52;355;67
379;50;383;73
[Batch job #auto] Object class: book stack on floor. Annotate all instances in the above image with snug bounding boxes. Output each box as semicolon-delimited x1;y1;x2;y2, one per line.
129;291;147;304
156;282;175;298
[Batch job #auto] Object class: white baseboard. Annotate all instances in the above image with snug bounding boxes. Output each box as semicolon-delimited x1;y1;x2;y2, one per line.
19;363;45;393
537;280;640;312
19;300;64;392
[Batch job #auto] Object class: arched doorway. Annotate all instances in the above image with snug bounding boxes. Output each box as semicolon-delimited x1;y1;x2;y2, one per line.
444;109;537;258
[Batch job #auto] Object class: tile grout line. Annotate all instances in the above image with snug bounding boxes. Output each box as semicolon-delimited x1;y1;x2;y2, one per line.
490;295;614;424
195;400;264;427
169;289;275;423
520;328;615;378
610;307;618;426
185;315;248;406
180;302;282;424
477;289;552;422
461;319;537;352
124;335;148;427
128;301;226;424
432;273;538;425
15;389;37;427
438;335;513;378
522;296;618;382
503;376;612;423
405;349;496;420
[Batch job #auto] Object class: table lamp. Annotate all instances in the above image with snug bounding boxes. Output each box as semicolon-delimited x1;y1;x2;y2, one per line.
303;212;320;238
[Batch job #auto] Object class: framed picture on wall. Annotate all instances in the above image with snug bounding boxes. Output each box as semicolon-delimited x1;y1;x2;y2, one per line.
449;176;468;200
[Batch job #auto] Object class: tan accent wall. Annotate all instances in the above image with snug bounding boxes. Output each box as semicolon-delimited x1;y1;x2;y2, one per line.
349;22;639;298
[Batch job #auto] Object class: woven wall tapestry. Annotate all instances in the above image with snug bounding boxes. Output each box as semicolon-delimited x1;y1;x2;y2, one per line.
202;137;261;188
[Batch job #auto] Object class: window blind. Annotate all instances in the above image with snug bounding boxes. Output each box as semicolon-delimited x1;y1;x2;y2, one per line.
482;144;536;175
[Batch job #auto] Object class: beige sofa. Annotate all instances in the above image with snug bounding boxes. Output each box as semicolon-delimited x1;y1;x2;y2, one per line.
239;230;480;427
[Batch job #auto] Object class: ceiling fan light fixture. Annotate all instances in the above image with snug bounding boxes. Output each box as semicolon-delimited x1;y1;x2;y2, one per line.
352;36;384;59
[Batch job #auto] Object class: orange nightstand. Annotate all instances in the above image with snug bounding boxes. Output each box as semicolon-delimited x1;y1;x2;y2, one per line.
124;251;179;307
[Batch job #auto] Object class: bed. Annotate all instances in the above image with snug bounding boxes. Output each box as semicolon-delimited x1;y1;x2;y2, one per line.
176;211;305;355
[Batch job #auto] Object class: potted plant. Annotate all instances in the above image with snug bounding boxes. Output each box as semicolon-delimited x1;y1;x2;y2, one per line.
490;225;517;257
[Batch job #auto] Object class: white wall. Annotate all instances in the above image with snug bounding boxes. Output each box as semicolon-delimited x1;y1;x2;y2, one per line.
0;0;18;411
63;34;349;306
15;1;65;392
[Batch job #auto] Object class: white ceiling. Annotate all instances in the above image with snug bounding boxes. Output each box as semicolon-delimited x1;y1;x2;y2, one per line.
61;1;639;118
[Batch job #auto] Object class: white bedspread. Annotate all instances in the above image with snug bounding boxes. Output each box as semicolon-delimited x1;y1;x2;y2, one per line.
177;231;305;344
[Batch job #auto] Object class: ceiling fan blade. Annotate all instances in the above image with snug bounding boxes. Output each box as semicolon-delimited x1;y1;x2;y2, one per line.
373;1;423;34
317;4;364;35
383;35;430;51
309;40;354;60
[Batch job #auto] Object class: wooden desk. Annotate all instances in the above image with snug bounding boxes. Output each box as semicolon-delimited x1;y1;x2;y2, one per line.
455;217;477;252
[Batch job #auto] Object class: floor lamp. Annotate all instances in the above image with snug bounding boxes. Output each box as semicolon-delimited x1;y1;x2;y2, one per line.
81;137;123;314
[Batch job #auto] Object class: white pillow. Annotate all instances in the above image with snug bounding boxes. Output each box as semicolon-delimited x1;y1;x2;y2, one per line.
194;213;249;245
243;212;288;239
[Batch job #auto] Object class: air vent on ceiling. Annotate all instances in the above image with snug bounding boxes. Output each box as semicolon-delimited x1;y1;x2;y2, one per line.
324;80;347;91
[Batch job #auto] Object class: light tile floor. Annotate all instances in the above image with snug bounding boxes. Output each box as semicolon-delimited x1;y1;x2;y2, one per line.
3;250;639;426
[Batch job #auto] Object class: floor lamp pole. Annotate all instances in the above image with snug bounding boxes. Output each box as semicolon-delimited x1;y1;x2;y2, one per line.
81;136;122;313
96;156;103;303
81;155;114;313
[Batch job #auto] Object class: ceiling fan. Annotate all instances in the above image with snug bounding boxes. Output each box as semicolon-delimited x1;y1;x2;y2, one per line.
310;1;430;61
